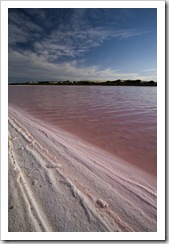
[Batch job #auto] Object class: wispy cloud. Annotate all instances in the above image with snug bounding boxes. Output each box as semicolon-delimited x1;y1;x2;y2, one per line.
8;9;156;82
143;68;157;72
9;9;145;60
8;10;43;45
32;27;141;63
9;49;156;82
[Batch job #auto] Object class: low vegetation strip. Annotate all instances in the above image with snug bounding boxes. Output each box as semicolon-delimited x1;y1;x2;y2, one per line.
9;80;157;86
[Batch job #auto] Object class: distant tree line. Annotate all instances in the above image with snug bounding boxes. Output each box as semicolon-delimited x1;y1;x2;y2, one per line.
9;79;157;86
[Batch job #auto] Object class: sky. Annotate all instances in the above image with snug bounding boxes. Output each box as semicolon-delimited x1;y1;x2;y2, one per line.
8;8;157;83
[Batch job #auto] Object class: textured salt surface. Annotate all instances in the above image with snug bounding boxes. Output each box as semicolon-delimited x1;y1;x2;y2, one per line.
8;106;157;232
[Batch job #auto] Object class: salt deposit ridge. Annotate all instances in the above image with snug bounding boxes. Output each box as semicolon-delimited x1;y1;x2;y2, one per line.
8;106;157;232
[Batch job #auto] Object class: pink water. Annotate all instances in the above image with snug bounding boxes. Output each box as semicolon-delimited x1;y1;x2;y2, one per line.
8;85;157;177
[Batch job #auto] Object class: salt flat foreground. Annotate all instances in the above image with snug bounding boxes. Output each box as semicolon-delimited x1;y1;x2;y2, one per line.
8;106;157;232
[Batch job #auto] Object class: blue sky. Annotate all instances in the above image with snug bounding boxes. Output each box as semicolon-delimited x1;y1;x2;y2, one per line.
8;8;157;83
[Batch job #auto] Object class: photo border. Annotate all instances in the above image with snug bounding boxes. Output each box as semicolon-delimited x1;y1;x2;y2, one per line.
1;1;165;241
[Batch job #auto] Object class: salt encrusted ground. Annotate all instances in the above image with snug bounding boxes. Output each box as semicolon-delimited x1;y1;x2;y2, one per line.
8;106;157;232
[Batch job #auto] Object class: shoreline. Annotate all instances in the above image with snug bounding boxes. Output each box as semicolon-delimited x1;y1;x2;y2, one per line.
9;104;157;185
8;106;157;232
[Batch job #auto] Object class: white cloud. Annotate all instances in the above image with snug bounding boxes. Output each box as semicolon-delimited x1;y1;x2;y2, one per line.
143;69;157;72
9;50;156;82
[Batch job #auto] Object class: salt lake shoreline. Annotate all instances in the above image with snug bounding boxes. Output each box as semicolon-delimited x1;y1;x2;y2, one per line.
8;106;157;232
